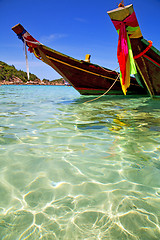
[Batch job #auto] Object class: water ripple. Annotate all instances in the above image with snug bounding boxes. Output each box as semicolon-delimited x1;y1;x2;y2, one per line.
0;86;160;239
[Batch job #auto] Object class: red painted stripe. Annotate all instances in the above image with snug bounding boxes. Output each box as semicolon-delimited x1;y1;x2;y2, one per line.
76;87;107;91
134;41;153;59
143;54;160;68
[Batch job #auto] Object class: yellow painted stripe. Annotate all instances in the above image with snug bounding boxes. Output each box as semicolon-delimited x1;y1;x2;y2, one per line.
135;61;153;97
46;55;140;87
46;55;119;82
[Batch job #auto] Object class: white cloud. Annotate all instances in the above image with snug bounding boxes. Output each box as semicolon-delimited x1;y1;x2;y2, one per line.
40;33;67;43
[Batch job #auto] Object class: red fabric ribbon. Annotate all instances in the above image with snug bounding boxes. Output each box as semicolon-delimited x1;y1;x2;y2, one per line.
112;11;139;30
23;33;40;53
112;12;139;87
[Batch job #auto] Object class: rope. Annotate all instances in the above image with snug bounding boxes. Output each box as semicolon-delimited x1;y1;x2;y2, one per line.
24;40;30;80
99;65;119;73
83;72;120;104
22;37;120;96
23;36;40;45
134;40;153;60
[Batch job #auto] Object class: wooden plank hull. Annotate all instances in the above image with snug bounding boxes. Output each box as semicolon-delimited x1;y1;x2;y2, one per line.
131;38;160;96
108;4;160;97
12;23;148;96
37;45;147;95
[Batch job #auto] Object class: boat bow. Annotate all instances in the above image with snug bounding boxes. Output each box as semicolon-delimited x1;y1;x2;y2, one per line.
12;23;148;96
108;4;160;97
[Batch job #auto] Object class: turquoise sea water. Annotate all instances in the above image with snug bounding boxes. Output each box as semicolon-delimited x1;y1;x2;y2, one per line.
0;85;160;240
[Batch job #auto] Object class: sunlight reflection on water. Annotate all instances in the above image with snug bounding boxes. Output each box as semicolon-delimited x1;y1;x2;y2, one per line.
0;86;160;239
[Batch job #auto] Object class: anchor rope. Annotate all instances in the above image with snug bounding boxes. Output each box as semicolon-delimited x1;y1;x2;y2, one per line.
24;40;30;80
83;69;120;104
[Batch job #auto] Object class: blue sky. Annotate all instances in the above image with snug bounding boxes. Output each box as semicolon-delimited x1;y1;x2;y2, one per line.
0;0;160;80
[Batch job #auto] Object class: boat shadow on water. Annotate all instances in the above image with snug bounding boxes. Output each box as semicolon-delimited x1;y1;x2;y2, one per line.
73;94;150;105
58;94;160;133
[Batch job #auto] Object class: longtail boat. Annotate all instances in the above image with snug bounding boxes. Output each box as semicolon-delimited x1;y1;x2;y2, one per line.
108;4;160;97
12;23;148;96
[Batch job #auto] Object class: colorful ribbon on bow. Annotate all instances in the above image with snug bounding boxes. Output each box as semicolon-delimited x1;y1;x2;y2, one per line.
111;11;142;94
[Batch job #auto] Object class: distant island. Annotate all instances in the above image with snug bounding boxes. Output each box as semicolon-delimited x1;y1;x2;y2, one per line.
0;61;68;85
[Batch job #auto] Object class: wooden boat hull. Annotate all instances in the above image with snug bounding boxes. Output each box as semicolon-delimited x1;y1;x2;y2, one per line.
37;44;147;95
131;38;160;96
108;4;160;97
12;23;148;96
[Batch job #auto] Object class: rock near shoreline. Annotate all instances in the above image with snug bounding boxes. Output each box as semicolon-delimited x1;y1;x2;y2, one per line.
0;77;66;86
0;61;66;86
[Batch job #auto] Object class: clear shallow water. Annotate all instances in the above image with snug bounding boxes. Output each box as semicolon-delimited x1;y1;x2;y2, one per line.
0;85;160;240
